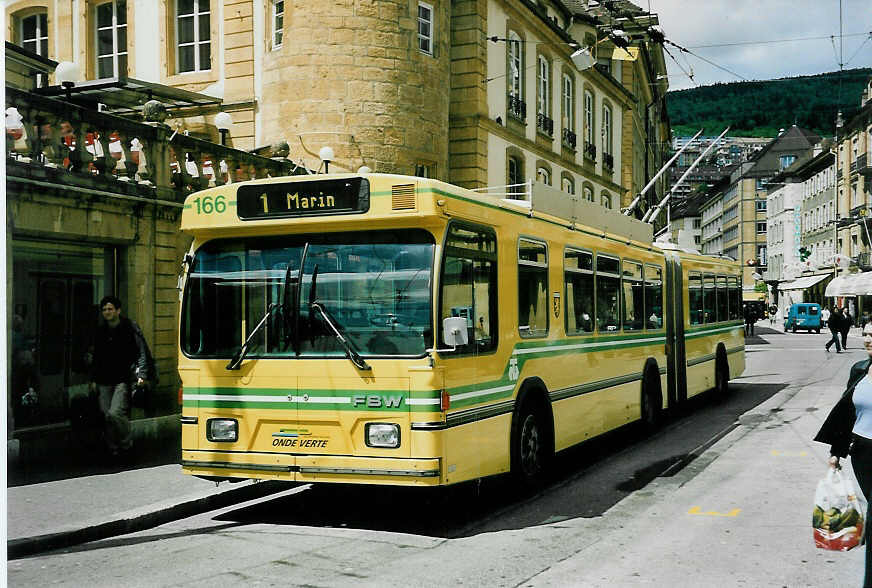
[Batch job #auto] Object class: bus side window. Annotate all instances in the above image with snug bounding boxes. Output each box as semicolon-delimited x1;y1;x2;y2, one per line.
716;275;728;322
565;248;593;334
596;254;621;332
703;274;716;324
688;273;703;325
518;238;548;337
645;264;663;329
730;276;741;320
439;223;497;354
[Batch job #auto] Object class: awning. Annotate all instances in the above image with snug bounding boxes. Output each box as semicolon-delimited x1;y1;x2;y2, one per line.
779;274;830;291
826;271;872;297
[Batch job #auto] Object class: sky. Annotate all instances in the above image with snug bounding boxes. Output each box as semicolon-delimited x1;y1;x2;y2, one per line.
647;0;872;91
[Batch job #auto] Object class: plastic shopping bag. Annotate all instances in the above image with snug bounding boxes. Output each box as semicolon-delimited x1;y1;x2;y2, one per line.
813;467;867;551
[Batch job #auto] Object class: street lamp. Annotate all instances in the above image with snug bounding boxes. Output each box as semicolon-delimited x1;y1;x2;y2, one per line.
214;112;233;146
319;146;334;173
55;61;81;101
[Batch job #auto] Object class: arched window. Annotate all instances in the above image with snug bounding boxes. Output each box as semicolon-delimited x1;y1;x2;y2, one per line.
508;31;522;99
583;186;594;202
537;167;551;185
601;192;612;209
508;155;524;197
602;104;613;155
19;11;48;56
562;176;574;195
562;73;574;131
584;90;594;147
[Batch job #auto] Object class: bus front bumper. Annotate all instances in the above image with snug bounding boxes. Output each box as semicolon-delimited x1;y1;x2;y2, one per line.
181;451;443;486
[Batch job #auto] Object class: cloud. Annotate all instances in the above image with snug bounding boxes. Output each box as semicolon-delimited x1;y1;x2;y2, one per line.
650;0;872;90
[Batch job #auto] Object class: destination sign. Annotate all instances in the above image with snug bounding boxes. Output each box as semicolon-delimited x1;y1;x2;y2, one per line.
237;177;370;220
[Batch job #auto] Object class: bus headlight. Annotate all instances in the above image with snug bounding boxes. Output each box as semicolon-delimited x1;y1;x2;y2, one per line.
365;423;400;448
207;418;238;442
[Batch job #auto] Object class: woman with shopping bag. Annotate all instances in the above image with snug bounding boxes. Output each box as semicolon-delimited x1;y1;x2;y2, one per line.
815;322;872;586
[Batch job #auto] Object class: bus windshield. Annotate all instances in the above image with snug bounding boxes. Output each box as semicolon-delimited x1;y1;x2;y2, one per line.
181;229;435;359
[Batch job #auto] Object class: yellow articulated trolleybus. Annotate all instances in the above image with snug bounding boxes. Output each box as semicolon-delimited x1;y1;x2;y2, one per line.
178;173;745;487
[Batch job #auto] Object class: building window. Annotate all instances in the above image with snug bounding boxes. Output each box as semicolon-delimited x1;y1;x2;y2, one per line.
417;2;433;56
583;186;593;202
601;192;612;209
95;1;128;79
692;218;701;229
779;154;796;170
602;104;612;155
415;162;435;178
757;245;767;266
176;0;211;73
271;0;284;49
508;155;524;195
537;55;550;117
562;176;574;195
20;12;48;56
584;90;594;147
537;167;551;185
756;200;767;212
756;222;767;234
507;31;525;121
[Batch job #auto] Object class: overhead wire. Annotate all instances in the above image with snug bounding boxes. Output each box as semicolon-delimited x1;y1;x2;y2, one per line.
688;31;871;50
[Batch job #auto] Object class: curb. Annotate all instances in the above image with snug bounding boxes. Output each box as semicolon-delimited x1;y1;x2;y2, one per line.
7;479;288;559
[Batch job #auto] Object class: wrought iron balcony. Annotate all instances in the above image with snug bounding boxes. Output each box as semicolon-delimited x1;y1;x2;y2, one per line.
5;86;295;202
603;152;614;172
507;94;526;122
536;113;553;136
583;141;596;161
561;128;576;150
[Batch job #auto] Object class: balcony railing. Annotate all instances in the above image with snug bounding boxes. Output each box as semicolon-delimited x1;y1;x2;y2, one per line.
536;113;553;136
507;94;526;122
603;152;614;172
583;141;596;161
561;128;576;150
5;86;295;203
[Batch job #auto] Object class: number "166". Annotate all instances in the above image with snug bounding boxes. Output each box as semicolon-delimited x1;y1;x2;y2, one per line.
192;195;227;214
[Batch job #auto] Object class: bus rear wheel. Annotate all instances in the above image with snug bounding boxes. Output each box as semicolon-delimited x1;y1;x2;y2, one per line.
641;365;662;434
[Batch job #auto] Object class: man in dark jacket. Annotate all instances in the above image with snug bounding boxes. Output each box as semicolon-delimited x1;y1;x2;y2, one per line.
743;304;756;336
840;308;852;349
825;306;843;353
89;296;147;456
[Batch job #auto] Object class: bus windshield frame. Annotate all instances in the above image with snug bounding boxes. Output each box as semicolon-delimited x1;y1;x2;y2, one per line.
181;229;435;360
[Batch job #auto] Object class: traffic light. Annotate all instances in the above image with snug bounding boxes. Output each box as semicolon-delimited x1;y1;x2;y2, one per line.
798;246;811;261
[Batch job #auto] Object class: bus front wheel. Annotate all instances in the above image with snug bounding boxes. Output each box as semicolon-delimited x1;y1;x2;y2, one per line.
511;398;551;489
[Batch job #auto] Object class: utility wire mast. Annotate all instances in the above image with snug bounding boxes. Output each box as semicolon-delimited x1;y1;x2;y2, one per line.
623;128;704;217
643;126;731;225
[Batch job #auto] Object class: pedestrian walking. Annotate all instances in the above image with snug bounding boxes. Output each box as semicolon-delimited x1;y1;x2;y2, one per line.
743;304;757;336
814;321;872;587
88;295;149;458
841;308;853;350
826;307;843;353
822;307;831;328
769;304;777;326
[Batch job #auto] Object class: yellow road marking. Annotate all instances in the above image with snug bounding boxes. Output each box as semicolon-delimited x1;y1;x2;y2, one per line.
770;450;808;457
688;506;741;517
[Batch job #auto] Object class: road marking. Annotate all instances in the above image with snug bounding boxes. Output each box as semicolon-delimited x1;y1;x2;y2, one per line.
770;450;808;457
688;506;741;517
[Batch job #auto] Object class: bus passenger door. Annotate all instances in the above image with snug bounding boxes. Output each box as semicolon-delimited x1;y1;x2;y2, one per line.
665;255;687;407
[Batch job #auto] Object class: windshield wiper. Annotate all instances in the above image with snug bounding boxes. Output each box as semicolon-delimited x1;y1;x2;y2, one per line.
308;264;371;371
226;303;279;370
310;302;371;371
281;262;297;352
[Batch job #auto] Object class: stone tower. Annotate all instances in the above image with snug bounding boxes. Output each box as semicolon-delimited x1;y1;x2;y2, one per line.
261;1;451;177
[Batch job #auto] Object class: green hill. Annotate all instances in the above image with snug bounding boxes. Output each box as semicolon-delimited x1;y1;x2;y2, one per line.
666;69;872;138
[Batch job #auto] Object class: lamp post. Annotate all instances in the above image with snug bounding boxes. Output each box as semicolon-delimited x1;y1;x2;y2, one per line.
214;112;233;146
833;111;844;305
319;146;334;174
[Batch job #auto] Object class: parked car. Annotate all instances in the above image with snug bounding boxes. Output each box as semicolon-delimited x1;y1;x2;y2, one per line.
784;303;822;333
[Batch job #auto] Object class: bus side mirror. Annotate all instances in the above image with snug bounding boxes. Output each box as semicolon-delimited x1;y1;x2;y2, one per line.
442;316;469;347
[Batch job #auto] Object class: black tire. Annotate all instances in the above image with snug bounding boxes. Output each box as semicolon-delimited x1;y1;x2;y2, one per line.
511;400;549;489
641;365;663;434
792;325;797;333
715;351;730;399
